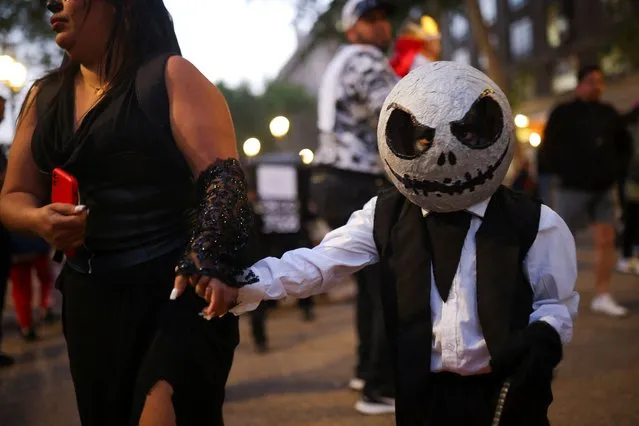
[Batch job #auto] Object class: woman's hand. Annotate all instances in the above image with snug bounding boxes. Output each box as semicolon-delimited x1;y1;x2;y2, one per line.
32;203;88;250
171;274;239;318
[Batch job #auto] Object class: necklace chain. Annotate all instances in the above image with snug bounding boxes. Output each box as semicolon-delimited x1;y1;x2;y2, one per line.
86;81;108;96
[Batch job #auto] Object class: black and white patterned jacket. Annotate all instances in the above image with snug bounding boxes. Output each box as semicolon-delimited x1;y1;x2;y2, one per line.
315;44;398;176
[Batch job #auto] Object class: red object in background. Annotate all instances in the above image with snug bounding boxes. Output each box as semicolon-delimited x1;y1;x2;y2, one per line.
10;254;53;330
389;37;424;78
51;168;79;257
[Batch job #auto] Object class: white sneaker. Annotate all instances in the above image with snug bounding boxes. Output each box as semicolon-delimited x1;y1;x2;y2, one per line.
354;394;396;415
348;377;365;391
616;258;639;274
591;293;628;317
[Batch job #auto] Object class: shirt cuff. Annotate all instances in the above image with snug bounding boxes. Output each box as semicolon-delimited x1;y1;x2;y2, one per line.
230;265;274;315
229;283;264;315
537;316;571;345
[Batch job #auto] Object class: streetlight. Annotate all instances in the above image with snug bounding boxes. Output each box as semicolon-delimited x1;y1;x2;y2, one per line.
243;137;261;157
529;132;541;147
269;116;290;138
0;54;28;124
514;114;529;128
299;148;314;165
0;55;27;93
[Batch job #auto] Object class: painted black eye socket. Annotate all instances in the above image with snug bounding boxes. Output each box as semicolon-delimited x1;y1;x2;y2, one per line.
449;96;504;150
385;107;436;159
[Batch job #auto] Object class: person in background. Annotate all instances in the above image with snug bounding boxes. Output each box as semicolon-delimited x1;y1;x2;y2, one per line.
247;165;317;354
0;118;15;367
9;233;57;341
511;156;538;199
538;65;632;317
312;0;398;415
245;189;270;353
617;103;639;274
389;14;440;78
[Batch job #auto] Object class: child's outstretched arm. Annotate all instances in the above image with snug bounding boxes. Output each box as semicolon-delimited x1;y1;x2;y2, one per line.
230;196;380;315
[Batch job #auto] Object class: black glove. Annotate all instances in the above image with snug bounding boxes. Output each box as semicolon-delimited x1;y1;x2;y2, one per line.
490;321;563;387
176;158;258;288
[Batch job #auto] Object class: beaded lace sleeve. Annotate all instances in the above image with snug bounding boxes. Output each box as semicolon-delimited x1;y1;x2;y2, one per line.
176;158;258;287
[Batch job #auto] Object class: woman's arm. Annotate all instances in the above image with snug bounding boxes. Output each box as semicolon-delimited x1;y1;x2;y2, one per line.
165;56;253;299
165;56;238;175
0;86;87;250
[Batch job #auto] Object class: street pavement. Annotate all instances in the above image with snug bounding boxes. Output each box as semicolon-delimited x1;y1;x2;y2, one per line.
0;237;638;426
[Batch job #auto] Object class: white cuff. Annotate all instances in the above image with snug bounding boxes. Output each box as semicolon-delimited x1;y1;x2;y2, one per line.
538;316;571;345
230;266;274;315
229;282;265;315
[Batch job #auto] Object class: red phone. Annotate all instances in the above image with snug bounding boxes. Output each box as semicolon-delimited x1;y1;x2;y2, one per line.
51;168;79;258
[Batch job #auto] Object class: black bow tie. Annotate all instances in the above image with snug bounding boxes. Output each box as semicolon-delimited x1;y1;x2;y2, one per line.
424;211;472;302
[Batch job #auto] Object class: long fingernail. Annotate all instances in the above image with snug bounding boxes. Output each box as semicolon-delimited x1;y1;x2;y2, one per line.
169;288;178;300
198;312;213;321
74;205;87;213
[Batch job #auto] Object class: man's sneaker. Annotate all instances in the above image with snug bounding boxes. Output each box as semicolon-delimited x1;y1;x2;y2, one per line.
348;377;365;391
355;393;395;415
616;258;639;274
591;293;628;317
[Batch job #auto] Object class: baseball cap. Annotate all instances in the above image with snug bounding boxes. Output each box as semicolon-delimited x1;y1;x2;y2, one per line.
341;0;395;31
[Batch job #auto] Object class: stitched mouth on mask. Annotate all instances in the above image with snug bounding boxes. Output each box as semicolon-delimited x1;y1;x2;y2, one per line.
385;145;509;197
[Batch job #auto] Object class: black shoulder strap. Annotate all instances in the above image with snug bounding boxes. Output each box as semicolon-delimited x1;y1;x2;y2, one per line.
500;186;542;263
135;53;176;129
372;187;405;256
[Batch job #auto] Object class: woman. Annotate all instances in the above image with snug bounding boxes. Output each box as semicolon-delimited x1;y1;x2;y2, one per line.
0;1;252;425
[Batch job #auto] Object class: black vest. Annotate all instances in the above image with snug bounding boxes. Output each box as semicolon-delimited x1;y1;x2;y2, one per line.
31;54;194;270
373;186;541;425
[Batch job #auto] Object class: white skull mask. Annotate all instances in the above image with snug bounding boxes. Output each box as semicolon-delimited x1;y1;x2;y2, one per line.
378;61;514;212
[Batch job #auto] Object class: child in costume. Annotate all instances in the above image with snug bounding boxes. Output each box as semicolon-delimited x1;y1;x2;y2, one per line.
213;62;580;425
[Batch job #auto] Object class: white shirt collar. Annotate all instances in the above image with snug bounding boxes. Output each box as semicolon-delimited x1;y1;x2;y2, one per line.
421;196;492;219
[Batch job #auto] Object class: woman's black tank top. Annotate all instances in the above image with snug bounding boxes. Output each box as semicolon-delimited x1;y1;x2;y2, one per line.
31;54;195;270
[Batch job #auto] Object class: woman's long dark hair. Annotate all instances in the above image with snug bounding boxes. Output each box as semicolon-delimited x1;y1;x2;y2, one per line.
19;0;181;124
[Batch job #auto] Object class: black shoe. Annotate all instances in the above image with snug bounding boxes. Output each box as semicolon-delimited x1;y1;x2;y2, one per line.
0;353;15;368
21;328;39;342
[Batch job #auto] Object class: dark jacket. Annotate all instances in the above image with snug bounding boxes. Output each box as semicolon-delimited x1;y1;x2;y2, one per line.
538;99;632;190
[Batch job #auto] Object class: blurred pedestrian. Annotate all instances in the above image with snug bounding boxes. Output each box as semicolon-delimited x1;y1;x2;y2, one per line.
312;0;398;415
9;233;56;341
0;128;15;367
389;14;440;78
538;65;632;316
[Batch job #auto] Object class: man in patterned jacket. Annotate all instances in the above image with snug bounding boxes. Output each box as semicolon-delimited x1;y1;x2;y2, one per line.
311;0;399;415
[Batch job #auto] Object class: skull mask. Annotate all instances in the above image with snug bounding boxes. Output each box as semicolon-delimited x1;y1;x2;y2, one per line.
378;61;514;212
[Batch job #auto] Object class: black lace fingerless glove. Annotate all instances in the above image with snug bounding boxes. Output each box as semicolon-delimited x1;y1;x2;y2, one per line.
176;158;258;288
490;321;563;386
